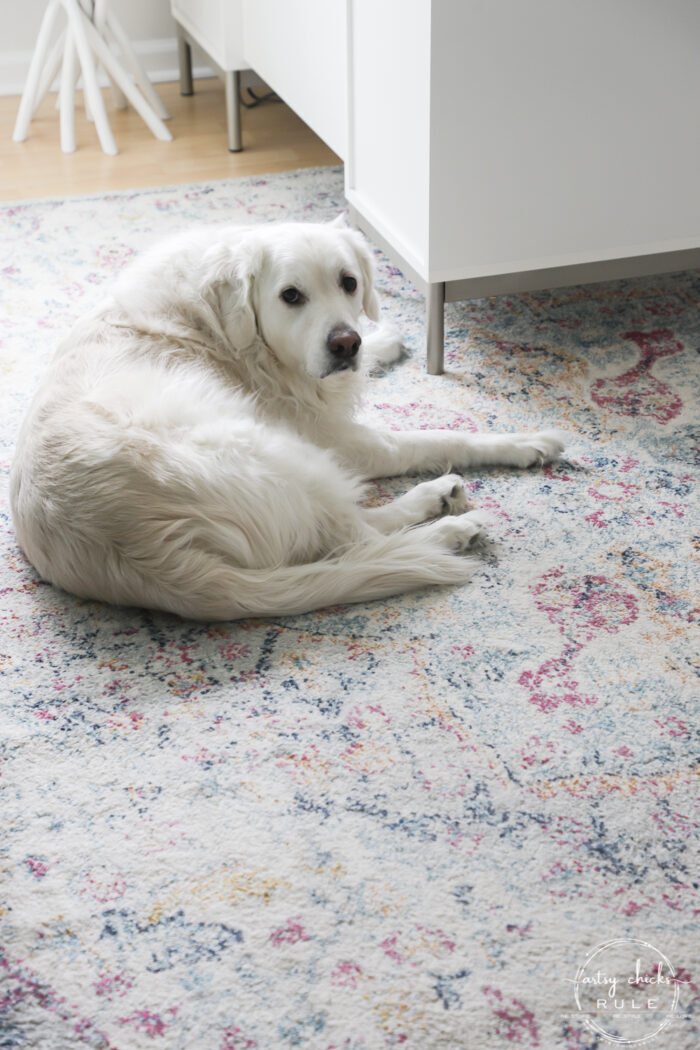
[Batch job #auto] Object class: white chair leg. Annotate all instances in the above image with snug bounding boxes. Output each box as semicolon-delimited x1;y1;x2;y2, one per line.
13;0;61;142
59;31;76;152
62;0;117;155
94;0;127;110
82;16;173;142
80;60;93;122
33;30;66;115
105;7;171;120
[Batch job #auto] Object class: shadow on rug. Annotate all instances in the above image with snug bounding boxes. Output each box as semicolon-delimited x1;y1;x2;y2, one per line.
0;168;697;1049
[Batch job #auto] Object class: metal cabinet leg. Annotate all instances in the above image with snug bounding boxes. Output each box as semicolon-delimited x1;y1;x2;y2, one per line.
225;70;242;152
176;23;193;96
426;281;445;374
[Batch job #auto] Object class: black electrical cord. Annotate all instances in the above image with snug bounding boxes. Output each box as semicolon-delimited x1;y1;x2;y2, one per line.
239;86;280;109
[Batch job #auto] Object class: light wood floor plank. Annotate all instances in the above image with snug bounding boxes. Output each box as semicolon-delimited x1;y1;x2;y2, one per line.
0;77;341;200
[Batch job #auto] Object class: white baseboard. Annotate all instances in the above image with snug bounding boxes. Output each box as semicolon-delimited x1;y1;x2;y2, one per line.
0;37;214;97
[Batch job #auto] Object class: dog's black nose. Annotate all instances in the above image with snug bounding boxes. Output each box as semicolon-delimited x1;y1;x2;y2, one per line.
327;327;362;360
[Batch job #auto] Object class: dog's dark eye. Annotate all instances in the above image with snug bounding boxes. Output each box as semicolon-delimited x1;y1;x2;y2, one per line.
341;275;357;294
281;287;304;305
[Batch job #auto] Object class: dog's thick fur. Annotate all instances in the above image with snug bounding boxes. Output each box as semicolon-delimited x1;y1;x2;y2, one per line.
10;220;564;620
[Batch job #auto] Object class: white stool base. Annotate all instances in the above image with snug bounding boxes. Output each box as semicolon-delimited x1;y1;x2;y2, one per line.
13;0;172;156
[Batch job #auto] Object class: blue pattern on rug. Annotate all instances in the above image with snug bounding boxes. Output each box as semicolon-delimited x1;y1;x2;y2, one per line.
0;168;698;1049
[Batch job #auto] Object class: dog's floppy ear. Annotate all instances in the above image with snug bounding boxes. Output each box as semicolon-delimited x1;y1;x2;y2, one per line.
200;240;261;350
344;228;380;322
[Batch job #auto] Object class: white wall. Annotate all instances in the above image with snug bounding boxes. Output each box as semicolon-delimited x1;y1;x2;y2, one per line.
0;0;214;94
4;0;175;49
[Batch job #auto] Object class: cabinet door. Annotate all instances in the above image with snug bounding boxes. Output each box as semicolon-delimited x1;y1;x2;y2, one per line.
427;0;700;280
171;0;246;71
242;0;346;158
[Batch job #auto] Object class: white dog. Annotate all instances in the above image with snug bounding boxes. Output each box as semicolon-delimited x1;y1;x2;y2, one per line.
10;220;564;621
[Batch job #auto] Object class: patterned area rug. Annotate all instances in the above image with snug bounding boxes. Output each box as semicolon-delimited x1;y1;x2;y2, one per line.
1;168;698;1050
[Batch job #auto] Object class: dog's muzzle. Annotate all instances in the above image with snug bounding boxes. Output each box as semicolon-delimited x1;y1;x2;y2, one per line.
323;326;362;376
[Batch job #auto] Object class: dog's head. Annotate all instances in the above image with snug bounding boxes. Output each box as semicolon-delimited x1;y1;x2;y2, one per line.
205;221;380;379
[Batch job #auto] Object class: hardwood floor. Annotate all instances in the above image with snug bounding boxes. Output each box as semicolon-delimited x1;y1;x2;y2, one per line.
0;78;341;200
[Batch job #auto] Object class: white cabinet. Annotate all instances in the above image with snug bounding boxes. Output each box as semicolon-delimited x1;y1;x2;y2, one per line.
242;0;346;159
171;0;246;72
171;0;346;156
346;0;700;370
346;0;430;279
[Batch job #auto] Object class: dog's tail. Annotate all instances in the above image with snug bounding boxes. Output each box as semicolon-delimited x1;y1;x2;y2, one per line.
153;526;481;621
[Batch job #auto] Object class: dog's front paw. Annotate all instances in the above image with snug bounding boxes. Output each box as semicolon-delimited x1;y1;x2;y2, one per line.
510;429;566;468
438;474;470;516
436;509;489;552
406;474;470;522
365;325;409;372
